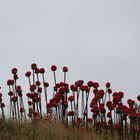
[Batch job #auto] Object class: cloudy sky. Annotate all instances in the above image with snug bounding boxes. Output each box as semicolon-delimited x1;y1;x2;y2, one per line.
0;0;140;114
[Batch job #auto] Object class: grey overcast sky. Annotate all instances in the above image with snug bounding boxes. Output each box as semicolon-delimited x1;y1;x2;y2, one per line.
0;0;140;113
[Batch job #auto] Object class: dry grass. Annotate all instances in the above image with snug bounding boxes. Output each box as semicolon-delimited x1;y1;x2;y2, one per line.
0;118;117;140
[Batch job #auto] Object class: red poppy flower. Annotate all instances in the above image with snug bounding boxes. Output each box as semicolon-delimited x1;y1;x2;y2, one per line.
34;92;38;98
118;91;124;98
87;81;94;87
7;79;14;86
114;124;121;130
37;87;42;93
51;65;57;71
12;68;18;74
93;82;99;89
35;68;40;74
54;93;62;99
25;71;31;77
26;93;31;98
68;111;74;116
113;95;121;104
92;113;97;119
46;103;52;108
28;101;33;105
77;117;82;123
34;97;40;102
70;85;77;92
75;80;84;87
98;89;104;98
106;82;111;88
112;92;118;97
84;85;89;93
31;63;37;70
63;66;68;72
52;101;58;107
129;112;137;119
68;95;74;102
87;118;93;123
80;85;85;91
59;87;66;94
64;100;68;108
123;109;129;116
127;99;135;106
33;112;39;118
93;88;98;94
16;85;22;93
108;103;115;110
30;85;36;92
39;68;45;74
106;101;112;107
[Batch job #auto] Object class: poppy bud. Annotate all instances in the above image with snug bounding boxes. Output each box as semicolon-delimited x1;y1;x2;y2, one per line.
35;68;40;74
108;88;112;94
12;68;17;74
25;71;31;77
106;82;111;88
39;68;45;74
63;66;68;72
7;79;14;86
36;81;41;86
93;82;99;88
8;91;13;96
31;63;37;70
51;65;57;71
68;95;74;102
44;82;49;87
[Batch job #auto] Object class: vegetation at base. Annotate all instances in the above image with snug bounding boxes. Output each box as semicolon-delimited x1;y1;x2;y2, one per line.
0;118;114;140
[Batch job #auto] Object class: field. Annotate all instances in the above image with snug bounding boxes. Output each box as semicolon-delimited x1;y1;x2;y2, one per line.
0;64;140;140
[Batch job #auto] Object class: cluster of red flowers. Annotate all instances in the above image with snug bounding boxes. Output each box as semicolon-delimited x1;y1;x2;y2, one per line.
7;68;26;122
0;63;139;140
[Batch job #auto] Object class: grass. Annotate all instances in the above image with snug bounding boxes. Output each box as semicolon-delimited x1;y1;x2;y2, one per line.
0;118;117;140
